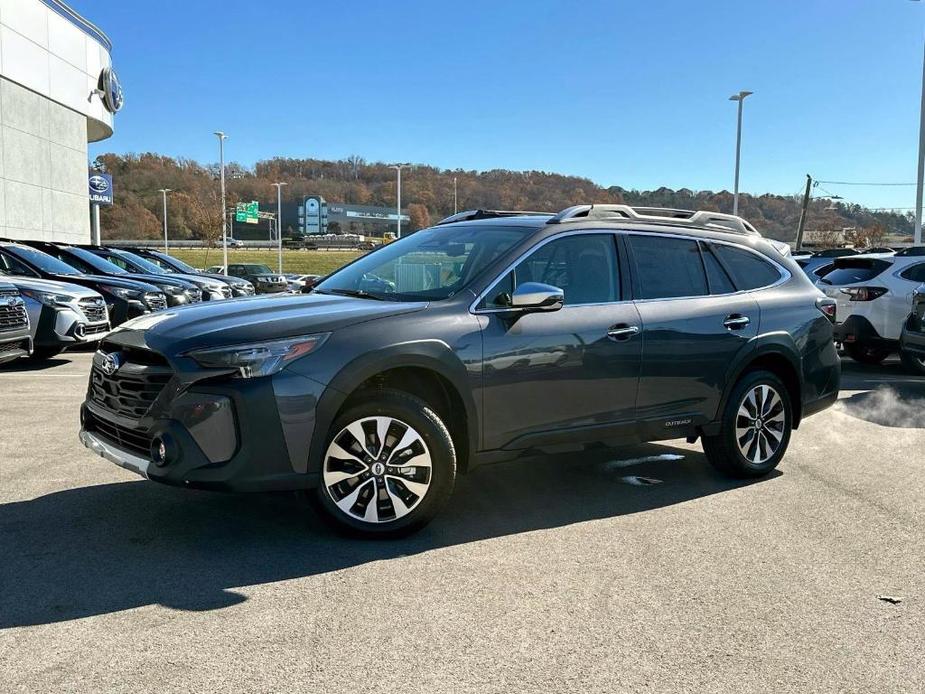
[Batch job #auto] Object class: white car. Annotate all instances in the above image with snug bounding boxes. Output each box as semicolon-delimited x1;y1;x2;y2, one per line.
815;248;925;364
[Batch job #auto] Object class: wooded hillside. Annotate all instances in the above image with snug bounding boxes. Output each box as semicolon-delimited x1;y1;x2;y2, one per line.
94;153;915;245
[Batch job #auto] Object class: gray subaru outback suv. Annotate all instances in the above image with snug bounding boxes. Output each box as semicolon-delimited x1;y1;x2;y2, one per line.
79;205;840;536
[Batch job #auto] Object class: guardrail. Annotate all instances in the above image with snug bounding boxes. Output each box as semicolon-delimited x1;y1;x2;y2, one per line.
41;0;113;52
105;240;368;251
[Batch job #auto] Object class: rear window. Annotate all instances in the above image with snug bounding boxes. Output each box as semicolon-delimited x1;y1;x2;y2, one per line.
712;245;782;290
818;259;891;286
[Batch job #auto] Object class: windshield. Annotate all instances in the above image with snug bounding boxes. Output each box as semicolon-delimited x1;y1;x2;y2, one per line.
7;246;82;275
238;264;274;274
315;224;532;301
62;247;129;275
116;251;168;274
154;253;197;273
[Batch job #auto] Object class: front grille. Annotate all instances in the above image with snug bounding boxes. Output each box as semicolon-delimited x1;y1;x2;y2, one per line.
85;410;153;458
83;323;110;337
89;346;173;419
0;339;28;355
145;293;167;312
78;297;107;323
0;297;28;332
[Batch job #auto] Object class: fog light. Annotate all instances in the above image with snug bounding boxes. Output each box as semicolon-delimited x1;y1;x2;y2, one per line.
151;436;171;466
75;323;86;339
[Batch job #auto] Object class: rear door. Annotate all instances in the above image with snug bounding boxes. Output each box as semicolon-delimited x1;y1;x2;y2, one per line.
626;234;762;429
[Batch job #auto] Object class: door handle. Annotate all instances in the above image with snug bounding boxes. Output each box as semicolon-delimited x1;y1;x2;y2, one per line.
607;325;640;341
723;315;751;330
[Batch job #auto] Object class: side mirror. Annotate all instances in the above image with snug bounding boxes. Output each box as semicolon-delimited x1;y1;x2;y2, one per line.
511;282;564;312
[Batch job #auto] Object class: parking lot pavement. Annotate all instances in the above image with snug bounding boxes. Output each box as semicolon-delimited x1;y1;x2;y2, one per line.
1;353;923;693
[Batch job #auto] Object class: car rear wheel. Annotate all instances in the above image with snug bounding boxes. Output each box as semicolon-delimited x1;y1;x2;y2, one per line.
900;348;925;375
315;390;456;537
703;370;792;478
844;342;891;365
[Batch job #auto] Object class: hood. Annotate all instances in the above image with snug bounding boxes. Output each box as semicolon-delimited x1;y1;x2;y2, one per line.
124;273;197;289
168;273;224;288
197;272;247;286
1;275;101;299
106;293;426;356
47;273;163;294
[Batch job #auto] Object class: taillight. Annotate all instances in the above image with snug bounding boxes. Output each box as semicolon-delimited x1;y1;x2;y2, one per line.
816;297;837;323
840;287;888;302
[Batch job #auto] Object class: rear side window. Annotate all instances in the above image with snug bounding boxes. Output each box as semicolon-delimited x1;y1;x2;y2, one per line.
713;245;782;290
819;259;891;286
899;263;925;283
628;235;707;299
701;244;736;294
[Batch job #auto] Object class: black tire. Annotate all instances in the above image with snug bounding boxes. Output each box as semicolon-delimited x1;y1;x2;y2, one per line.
844;342;891;365
29;346;63;361
900;348;925;376
314;389;456;537
703;370;792;478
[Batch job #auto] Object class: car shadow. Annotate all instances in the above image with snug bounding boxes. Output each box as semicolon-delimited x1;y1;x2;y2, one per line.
1;357;71;372
0;443;779;629
838;357;925;391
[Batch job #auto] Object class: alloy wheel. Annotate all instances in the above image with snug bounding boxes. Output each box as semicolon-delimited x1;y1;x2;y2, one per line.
322;416;433;523
735;384;786;465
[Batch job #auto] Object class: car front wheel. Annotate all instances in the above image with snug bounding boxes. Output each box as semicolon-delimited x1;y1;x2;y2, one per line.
315;390;456;537
703;370;792;478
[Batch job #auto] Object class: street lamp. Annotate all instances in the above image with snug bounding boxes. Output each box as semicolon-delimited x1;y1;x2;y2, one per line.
453;176;458;214
390;163;411;238
272;182;287;274
157;188;171;254
913;0;924;245
214;131;228;274
729;90;753;217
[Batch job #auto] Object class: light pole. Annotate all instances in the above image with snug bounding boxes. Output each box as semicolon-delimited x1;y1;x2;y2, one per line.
157;188;171;254
272;182;287;274
453;176;458;214
729;90;753;217
214;131;228;274
390;164;411;238
914;5;924;245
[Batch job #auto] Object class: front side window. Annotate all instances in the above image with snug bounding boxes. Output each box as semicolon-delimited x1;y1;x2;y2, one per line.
701;243;736;294
713;244;782;290
481;234;619;308
628;235;707;300
316;224;533;301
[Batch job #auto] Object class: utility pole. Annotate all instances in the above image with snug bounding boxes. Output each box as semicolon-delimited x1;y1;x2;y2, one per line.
453;176;458;214
795;174;812;251
214;131;228;273
273;182;287;274
729;91;753;216
390;164;410;238
915;32;925;246
158;188;171;254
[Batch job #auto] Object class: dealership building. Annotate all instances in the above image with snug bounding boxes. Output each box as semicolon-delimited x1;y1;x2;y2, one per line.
0;0;118;243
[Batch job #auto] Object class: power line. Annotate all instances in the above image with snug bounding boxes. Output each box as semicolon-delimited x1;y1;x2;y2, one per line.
815;180;916;186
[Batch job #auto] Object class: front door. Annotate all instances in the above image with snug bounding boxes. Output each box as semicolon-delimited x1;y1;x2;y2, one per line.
478;232;643;451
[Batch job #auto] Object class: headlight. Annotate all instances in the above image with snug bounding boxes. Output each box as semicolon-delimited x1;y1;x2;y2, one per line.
205;282;225;292
104;286;144;301
164;285;185;295
187;333;330;378
19;288;73;308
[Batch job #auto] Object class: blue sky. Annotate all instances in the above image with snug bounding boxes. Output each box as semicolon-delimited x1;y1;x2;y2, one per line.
71;0;925;209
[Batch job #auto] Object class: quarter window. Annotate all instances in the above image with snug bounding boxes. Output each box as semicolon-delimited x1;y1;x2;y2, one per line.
712;244;782;290
899;263;925;283
628;235;707;299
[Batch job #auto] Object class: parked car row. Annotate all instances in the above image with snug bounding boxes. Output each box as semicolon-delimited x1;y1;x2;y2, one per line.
798;246;925;372
0;240;259;365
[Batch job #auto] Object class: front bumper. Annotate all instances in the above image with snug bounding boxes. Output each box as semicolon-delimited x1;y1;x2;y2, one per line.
79;368;327;492
32;306;109;347
900;318;925;359
0;331;31;363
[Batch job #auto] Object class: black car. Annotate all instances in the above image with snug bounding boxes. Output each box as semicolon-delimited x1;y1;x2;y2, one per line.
80;246;233;301
79;205;840;536
126;248;255;297
225;263;288;294
0;242;167;326
24;242;202;307
900;284;925;375
0;282;32;364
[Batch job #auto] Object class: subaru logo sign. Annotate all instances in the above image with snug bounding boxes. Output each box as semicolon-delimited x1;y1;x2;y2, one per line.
95;351;123;376
88;172;113;206
99;67;124;114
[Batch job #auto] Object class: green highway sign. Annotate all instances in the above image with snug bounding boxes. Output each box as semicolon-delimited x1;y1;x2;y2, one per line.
235;203;246;223
246;201;259;224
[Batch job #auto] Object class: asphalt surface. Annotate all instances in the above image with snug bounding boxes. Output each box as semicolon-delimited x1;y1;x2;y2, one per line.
1;352;923;693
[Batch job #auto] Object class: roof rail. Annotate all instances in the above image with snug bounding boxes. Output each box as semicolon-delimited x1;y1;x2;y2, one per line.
435;209;552;225
547;204;756;235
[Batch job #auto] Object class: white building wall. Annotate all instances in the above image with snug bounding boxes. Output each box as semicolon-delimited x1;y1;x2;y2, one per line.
0;0;114;243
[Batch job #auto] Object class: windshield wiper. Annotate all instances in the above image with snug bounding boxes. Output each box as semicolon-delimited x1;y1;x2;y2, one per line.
316;288;385;301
